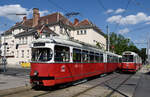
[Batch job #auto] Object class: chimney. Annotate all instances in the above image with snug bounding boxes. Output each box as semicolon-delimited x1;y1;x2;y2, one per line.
33;8;40;27
23;16;27;21
73;18;79;25
46;19;49;24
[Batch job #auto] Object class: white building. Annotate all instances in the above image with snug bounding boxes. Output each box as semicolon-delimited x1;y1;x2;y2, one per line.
1;8;106;67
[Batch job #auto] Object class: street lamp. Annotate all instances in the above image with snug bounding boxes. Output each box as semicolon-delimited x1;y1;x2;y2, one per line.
2;13;26;72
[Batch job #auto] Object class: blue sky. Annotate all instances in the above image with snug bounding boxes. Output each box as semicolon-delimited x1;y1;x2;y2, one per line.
0;0;150;49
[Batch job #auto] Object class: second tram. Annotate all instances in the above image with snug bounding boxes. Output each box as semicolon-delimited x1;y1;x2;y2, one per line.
121;51;142;72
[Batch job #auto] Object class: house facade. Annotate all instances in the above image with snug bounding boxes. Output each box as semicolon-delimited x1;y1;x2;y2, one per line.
1;8;106;67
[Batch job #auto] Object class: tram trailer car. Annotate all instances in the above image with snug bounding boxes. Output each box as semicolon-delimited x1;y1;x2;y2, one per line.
30;37;121;87
121;51;142;72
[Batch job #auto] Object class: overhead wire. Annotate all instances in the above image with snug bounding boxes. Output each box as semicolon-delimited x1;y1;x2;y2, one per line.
113;0;132;33
97;0;112;18
47;0;68;13
133;0;150;12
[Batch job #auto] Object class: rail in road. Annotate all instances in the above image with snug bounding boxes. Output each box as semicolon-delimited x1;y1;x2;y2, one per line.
0;72;140;97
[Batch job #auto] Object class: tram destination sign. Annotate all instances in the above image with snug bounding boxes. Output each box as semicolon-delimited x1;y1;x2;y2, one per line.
33;43;45;46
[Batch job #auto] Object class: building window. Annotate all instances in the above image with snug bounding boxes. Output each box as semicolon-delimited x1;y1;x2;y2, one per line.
27;50;29;58
84;30;87;34
12;40;14;43
17;50;19;58
22;37;24;44
25;37;28;44
22;50;24;58
77;31;79;35
54;26;56;31
80;30;83;34
12;51;14;55
19;38;21;44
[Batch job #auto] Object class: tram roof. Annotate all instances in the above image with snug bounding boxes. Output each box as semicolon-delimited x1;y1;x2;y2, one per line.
122;51;138;56
32;37;105;51
32;37;121;56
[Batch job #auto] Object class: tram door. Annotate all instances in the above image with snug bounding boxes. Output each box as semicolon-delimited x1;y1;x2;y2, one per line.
72;48;83;80
103;53;107;73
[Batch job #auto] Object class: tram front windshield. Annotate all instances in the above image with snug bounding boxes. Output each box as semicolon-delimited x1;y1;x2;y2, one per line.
122;55;133;62
32;48;53;62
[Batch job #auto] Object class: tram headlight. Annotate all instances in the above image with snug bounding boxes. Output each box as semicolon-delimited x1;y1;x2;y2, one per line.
34;71;38;76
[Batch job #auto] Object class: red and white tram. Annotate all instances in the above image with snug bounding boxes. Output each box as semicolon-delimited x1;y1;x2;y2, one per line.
121;51;142;72
30;37;121;87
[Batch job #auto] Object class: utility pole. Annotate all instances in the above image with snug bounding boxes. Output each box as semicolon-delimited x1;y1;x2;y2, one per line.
147;35;150;65
107;25;110;52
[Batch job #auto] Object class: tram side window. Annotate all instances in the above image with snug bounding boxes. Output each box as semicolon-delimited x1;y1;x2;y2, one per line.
82;50;89;62
113;56;117;63
119;58;122;63
54;45;70;62
100;54;103;62
95;53;100;63
115;57;118;63
112;56;116;63
90;52;94;63
107;55;111;63
73;49;81;62
32;48;53;62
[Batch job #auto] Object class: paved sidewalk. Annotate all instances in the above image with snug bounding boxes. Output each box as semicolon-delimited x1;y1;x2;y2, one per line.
133;65;150;97
0;67;30;90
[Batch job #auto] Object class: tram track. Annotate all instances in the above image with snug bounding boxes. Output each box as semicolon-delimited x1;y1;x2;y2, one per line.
0;72;134;97
104;74;133;97
70;73;122;97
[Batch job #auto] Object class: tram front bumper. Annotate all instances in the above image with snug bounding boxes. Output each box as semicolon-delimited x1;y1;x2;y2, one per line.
30;76;55;86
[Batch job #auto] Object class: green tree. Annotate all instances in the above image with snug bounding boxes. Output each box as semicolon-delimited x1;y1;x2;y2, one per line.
139;48;147;63
108;32;148;63
109;32;139;55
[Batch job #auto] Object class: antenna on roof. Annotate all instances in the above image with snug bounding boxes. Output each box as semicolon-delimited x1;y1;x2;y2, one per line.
6;13;27;15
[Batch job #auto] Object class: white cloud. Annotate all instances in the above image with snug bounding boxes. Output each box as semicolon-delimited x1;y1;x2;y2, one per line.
0;30;4;34
105;9;114;14
105;8;125;14
145;22;150;25
107;12;150;25
0;4;49;21
115;8;125;14
0;4;27;21
119;28;130;34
